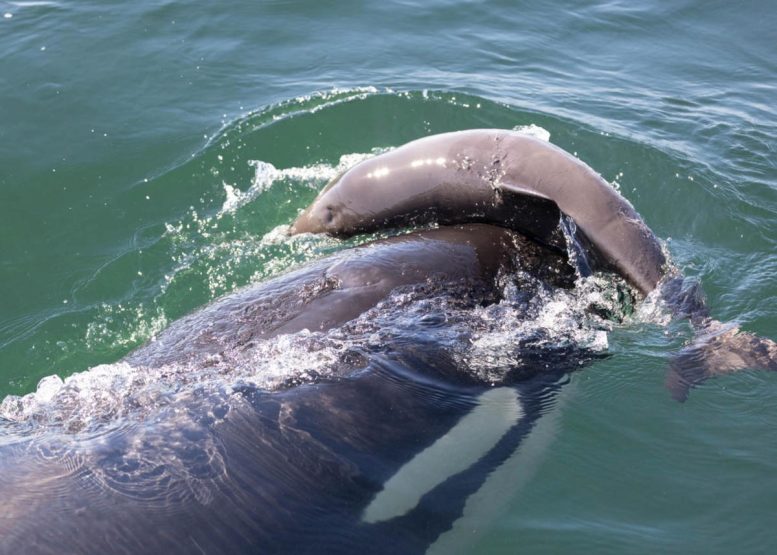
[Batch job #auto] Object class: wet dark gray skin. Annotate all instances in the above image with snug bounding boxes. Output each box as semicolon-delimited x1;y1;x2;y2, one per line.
292;129;666;295
292;129;777;399
0;225;576;555
125;224;571;369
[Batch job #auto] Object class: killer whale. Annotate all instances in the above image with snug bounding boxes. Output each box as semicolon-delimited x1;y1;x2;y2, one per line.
0;224;581;554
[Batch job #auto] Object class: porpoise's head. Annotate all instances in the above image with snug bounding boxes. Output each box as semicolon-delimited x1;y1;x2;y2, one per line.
291;152;427;236
291;172;350;235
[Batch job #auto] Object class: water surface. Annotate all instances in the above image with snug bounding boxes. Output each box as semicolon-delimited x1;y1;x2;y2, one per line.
1;0;776;552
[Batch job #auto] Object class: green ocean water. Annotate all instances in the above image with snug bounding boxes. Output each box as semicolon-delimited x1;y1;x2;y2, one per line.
1;0;776;552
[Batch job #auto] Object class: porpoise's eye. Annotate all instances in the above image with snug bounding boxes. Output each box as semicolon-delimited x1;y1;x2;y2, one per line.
324;206;334;224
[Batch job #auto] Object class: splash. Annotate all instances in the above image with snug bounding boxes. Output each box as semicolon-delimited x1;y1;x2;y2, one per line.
1;263;635;433
217;152;378;217
513;123;551;142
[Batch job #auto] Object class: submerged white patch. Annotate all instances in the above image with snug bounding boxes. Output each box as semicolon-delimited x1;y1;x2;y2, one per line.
427;381;574;555
362;387;523;524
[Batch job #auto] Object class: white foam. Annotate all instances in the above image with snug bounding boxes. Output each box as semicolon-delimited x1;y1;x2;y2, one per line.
631;242;681;327
0;326;349;430
0;362;137;428
456;273;626;383
220;182;243;213
32;375;64;403
10;1;62;6
513;124;551;142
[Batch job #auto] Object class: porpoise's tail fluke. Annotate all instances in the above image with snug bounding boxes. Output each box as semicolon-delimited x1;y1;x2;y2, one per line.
660;278;777;401
665;322;777;402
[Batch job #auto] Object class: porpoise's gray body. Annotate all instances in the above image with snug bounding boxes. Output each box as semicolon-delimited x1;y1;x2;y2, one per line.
293;129;666;295
0;225;575;555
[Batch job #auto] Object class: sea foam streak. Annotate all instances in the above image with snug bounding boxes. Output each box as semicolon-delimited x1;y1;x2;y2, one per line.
218;152;379;216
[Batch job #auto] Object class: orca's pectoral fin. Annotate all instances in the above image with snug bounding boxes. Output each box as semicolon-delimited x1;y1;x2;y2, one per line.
665;321;777;402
